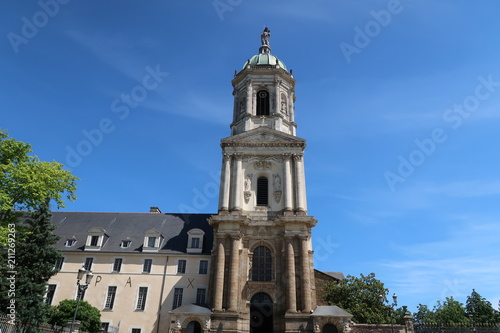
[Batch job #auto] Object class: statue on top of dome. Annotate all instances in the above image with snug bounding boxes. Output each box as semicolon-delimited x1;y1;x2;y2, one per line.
261;27;270;46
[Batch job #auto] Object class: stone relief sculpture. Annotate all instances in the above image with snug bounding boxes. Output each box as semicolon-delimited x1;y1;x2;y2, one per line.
254;160;272;170
239;96;246;114
273;174;282;203
280;93;288;115
244;173;253;204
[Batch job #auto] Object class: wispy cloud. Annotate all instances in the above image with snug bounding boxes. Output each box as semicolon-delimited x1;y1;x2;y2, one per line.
384;219;500;306
423;180;500;198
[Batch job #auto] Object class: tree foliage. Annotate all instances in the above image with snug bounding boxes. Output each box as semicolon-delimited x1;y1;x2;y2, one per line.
0;199;62;325
434;297;469;324
324;272;404;324
0;128;78;242
414;290;500;325
49;299;102;333
466;289;500;323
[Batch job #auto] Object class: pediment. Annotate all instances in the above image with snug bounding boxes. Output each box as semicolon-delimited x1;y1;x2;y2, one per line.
221;127;305;146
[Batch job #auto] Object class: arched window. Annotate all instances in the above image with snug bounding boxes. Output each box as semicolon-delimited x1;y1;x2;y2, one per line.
323;324;338;333
256;177;268;206
252;246;272;281
256;90;270;116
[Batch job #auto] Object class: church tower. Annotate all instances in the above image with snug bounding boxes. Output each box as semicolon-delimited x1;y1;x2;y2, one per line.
209;28;318;333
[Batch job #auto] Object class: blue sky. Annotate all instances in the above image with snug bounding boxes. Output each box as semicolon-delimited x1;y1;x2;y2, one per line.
2;0;500;312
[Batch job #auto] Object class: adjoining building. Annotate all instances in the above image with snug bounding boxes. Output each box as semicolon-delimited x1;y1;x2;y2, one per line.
48;28;355;333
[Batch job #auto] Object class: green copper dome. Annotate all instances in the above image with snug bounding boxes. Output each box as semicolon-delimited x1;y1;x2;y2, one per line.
242;27;287;71
244;53;287;70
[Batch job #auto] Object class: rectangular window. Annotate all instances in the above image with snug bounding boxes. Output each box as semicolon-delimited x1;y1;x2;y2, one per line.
45;284;56;305
199;260;208;274
147;236;156;247
55;257;64;270
136;287;148;310
84;257;93;271
191;237;200;248
143;259;152;273
65;239;76;247
90;235;99;246
104;286;117;309
177;260;186;274
113;258;122;272
172;288;183;309
101;323;110;332
131;329;141;333
196;288;206;305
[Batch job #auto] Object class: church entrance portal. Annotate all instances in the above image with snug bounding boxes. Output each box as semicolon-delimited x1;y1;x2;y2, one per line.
250;292;273;333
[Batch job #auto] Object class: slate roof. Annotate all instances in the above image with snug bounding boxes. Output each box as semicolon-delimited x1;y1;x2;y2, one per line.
50;212;214;254
320;271;345;281
312;306;353;317
169;303;212;314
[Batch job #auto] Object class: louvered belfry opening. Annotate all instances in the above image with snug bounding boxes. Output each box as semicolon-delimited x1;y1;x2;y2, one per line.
256;176;268;206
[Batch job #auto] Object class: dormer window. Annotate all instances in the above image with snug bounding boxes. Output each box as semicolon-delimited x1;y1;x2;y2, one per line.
120;240;131;248
187;229;205;254
191;237;200;249
147;237;156;248
85;227;107;251
90;236;99;246
65;237;77;247
143;229;163;252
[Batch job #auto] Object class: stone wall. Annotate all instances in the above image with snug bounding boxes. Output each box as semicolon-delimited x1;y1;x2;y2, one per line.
314;270;341;306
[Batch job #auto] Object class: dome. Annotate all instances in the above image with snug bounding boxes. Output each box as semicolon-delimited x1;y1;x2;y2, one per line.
244;53;287;70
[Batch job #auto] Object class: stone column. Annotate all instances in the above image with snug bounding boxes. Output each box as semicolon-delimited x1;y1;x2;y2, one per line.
213;239;225;311
286;237;297;312
228;235;240;311
294;154;307;212
232;154;243;211
300;236;311;312
246;80;253;115
274;79;281;115
283;154;293;211
219;153;231;211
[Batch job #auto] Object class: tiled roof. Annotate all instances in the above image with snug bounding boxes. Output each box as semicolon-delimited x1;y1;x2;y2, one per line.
50;211;213;254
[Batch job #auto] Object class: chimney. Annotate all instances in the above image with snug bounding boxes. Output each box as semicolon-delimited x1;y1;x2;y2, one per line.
149;207;162;214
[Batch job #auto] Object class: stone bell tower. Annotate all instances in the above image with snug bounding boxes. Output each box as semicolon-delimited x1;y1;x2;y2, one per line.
209;28;318;333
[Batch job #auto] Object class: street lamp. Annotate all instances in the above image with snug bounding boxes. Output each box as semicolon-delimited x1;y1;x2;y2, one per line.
379;293;398;333
69;266;93;333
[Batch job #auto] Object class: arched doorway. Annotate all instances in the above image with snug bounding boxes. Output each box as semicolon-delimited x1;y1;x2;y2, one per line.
323;323;338;333
186;321;201;333
250;292;273;333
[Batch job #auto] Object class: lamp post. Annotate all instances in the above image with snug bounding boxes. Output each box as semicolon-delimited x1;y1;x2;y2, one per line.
379;293;398;333
69;266;93;333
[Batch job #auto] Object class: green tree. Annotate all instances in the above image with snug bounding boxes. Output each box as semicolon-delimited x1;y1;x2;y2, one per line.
434;297;469;324
49;299;102;333
414;304;437;324
466;289;500;323
10;199;62;326
324;272;403;324
0;128;78;242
